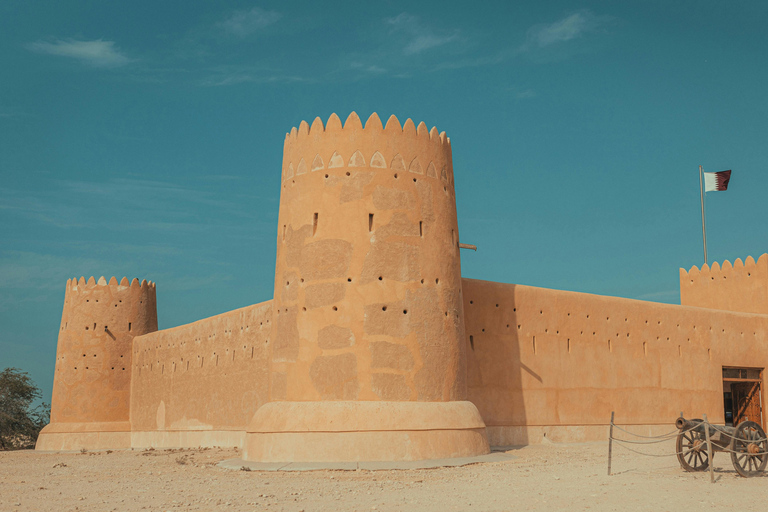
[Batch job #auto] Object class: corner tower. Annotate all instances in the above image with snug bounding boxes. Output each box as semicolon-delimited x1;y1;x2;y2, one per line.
244;112;489;462
36;276;157;451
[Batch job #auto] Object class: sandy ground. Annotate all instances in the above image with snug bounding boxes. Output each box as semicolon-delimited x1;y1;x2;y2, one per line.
2;439;768;511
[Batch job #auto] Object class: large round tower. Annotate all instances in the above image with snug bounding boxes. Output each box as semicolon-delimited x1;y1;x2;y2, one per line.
244;112;489;462
36;276;157;451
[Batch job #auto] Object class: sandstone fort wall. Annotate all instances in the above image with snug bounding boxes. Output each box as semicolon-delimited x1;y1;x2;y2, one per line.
463;278;768;445
129;300;272;448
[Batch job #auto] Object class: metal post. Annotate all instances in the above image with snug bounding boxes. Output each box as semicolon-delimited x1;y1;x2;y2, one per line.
699;165;708;265
607;411;614;476
703;413;714;483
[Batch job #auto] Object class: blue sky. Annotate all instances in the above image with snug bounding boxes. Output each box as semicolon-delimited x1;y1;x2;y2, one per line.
2;1;767;401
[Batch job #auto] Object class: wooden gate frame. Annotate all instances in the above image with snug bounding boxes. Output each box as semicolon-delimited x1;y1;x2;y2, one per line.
722;366;764;429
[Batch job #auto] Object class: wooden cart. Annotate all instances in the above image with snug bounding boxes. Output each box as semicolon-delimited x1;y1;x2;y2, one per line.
676;417;768;477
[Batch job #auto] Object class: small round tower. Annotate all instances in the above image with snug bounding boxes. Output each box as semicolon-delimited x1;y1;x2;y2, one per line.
244;112;489;462
36;276;157;451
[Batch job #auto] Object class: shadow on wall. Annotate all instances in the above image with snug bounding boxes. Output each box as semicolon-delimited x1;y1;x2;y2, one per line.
464;280;527;446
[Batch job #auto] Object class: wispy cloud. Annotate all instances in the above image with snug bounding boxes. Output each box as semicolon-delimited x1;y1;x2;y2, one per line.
637;289;679;301
27;39;131;67
198;66;309;87
386;13;459;55
218;7;282;37
526;11;604;48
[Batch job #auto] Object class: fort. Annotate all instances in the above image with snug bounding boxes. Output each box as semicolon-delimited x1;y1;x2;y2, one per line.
36;112;768;462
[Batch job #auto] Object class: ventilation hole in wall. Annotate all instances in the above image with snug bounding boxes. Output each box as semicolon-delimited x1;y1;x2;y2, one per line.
533;336;537;354
748;273;751;277
403;309;408;315
300;278;304;283
93;323;96;330
93;354;96;357
420;279;424;284
518;325;521;329
86;367;89;370
86;300;89;303
507;324;510;328
85;326;89;331
115;304;118;308
495;304;499;308
346;171;351;177
82;354;86;357
482;328;485;332
444;186;447;192
347;278;352;283
567;339;571;353
313;213;318;236
643;342;647;356
540;311;543;315
513;308;517;312
112;367;115;370
104;326;108;332
302;307;307;312
369;214;374;232
445;312;448;316
557;331;560;334
378;276;383;281
470;300;473;305
435;278;439;284
382;306;387;311
544;329;548;333
567;313;570;317
394;173;398;179
74;367;77;370
128;322;132;332
586;314;590;319
122;368;125;371
469;335;474;350
332;306;338;311
65;322;67;330
413;178;417;182
419;221;423;237
95;300;99;303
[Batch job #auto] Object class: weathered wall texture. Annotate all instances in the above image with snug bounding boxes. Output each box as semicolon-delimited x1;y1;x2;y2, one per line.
680;255;768;314
270;112;467;403
50;277;157;425
129;301;272;448
463;278;768;445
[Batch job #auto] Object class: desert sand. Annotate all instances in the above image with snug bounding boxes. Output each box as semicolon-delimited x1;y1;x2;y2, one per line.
3;438;768;511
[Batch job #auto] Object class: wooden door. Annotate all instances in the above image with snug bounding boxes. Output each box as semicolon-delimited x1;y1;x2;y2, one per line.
732;381;763;426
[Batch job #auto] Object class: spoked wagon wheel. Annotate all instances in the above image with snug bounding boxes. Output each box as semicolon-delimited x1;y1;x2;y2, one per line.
677;419;710;472
730;421;768;477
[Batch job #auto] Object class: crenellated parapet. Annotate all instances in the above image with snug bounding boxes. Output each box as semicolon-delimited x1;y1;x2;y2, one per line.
281;112;454;188
680;254;768;315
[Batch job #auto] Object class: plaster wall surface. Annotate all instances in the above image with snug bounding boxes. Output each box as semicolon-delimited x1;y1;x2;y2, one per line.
129;301;272;448
680;254;768;314
463;278;768;446
270;112;466;403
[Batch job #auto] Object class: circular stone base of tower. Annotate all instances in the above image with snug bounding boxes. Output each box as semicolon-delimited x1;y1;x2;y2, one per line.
35;422;132;451
242;401;490;462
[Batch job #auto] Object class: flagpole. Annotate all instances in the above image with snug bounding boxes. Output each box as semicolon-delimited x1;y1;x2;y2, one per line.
699;165;708;265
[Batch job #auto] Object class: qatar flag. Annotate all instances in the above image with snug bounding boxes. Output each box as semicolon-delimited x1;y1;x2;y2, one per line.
704;170;732;192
